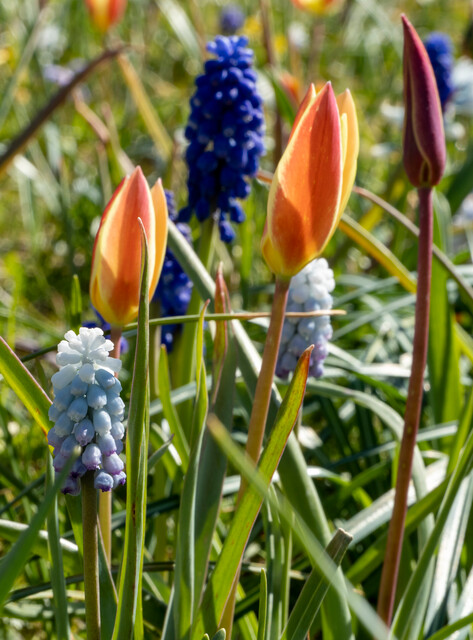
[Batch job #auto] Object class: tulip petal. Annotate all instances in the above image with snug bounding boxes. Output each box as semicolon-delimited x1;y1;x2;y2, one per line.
150;179;168;296
264;83;343;278
90;166;160;326
335;89;359;224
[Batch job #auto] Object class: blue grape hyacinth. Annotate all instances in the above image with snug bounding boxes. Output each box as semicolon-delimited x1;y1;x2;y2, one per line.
424;33;454;112
153;190;193;350
179;35;265;243
276;259;335;379
48;327;126;495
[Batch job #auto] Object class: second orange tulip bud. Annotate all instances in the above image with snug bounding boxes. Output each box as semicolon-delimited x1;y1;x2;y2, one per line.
262;82;358;279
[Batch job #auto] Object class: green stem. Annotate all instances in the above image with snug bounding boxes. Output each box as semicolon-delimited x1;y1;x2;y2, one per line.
377;187;433;626
82;471;100;640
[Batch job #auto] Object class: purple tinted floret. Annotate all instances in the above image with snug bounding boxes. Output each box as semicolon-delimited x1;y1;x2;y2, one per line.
103;453;124;475
82;443;102;470
94;470;114;492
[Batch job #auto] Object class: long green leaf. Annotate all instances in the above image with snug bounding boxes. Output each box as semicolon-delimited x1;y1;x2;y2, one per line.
112;222;150;640
280;529;352;640
0;336;51;437
192;347;312;639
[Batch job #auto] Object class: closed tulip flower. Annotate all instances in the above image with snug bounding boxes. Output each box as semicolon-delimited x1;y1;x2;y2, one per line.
84;0;127;31
90;167;168;326
261;82;358;279
402;15;446;187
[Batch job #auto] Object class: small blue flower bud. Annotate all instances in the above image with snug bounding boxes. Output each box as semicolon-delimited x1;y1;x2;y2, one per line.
70;459;87;478
106;392;125;416
93;409;112;436
53;452;69;473
60;435;80;459
98;433;117;456
67;397;88;422
113;471;127;489
53;386;74;411
78;363;96;384
48;404;62;422
82;443;102;470
54;412;74;437
94;470;114;492
73;418;95;446
70;374;89;396
115;439;124;455
62;476;81;496
47;427;64;449
51;364;77;390
95;368;116;389
111;421;125;439
86;384;108;410
103;452;124;475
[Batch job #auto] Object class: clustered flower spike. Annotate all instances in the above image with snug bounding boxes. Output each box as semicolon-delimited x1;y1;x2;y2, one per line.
424;33;454;112
48;327;126;495
179;35;265;243
276;259;335;379
153;190;193;350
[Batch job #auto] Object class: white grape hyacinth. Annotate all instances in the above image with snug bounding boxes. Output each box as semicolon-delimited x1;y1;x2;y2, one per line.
276;258;335;379
47;327;126;495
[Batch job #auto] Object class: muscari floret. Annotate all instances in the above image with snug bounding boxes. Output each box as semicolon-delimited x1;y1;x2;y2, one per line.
276;259;335;379
47;327;126;495
179;35;265;243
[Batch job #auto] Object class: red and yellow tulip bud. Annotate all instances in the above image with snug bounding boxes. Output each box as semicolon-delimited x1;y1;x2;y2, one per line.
291;0;344;15
262;82;358;279
402;15;446;188
84;0;127;32
90;167;168;326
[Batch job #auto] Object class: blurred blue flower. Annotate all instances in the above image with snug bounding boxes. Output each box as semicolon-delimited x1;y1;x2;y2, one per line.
424;32;454;112
276;259;335;379
220;5;245;35
179;35;265;242
153;190;193;350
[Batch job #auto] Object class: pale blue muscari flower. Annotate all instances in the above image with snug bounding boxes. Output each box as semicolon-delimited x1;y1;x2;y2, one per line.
276;258;335;379
48;327;126;495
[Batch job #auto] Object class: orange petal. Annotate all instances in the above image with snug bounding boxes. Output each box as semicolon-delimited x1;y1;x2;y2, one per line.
90;166;159;326
264;83;343;278
334;89;359;225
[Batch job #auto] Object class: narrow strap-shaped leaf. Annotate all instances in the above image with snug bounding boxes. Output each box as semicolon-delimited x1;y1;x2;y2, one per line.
158;345;190;470
0;454;76;609
0;336;51;438
280;529;352;640
112;220;150;640
192;347;312;639
257;570;268;640
171;306;209;640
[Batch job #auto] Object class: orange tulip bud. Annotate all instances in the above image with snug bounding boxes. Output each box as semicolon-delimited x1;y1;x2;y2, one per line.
402;15;446;188
291;0;344;15
262;82;358;279
84;0;127;32
90;167;168;326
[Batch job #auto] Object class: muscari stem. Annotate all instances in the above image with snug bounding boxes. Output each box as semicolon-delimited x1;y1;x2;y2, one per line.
98;326;122;566
82;471;101;640
377;187;433;626
221;277;290;637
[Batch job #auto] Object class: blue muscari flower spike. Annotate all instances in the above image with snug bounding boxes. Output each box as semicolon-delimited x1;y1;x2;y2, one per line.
48;327;126;495
220;5;245;35
179;35;265;242
276;259;335;379
153;190;193;350
424;32;454;112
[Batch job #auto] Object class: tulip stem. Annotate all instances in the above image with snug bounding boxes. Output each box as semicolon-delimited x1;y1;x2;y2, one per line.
82;471;101;640
220;276;290;638
377;186;433;625
98;326;122;566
